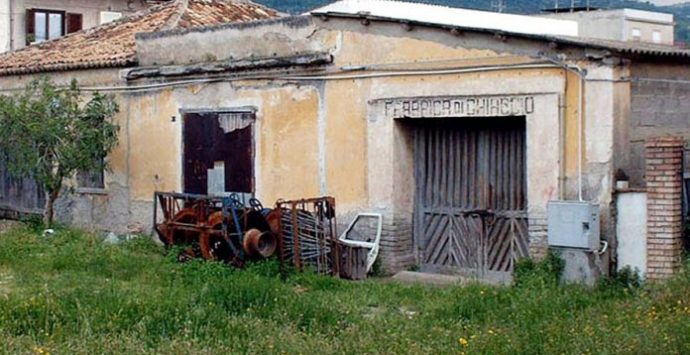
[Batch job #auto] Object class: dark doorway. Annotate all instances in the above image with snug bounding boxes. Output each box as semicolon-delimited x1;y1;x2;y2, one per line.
183;111;254;195
413;117;529;278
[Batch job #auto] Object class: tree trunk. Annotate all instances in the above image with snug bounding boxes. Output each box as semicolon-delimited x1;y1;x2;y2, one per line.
43;189;60;228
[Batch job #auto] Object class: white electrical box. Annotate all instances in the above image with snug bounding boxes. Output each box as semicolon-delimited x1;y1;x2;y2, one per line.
547;201;600;250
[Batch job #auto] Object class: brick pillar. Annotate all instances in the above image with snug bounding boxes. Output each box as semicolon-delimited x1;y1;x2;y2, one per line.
645;137;685;280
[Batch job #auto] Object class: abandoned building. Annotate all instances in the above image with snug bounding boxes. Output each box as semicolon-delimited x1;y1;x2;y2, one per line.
0;0;689;282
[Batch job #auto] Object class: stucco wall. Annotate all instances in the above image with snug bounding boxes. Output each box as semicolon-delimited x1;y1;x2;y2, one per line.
622;19;674;44
541;9;674;44
616;192;647;277
541;10;625;42
136;16;324;66
628;62;690;187
0;0;10;52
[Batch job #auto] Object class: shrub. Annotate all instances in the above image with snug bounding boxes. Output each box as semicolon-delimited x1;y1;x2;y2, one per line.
513;250;565;287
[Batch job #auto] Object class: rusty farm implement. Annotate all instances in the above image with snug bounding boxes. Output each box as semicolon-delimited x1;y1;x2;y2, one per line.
153;192;278;267
153;192;381;279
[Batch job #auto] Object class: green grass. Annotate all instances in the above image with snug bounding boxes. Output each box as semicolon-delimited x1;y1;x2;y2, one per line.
0;225;689;354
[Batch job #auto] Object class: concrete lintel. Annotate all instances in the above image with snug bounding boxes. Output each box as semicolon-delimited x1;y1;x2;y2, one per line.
124;52;333;80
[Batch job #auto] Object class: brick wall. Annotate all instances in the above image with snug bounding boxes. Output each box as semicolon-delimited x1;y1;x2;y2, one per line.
378;213;415;274
529;214;548;260
645;136;684;280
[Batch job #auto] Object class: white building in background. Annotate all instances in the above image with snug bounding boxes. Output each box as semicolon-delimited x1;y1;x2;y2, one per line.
541;8;675;45
312;0;580;37
0;0;165;53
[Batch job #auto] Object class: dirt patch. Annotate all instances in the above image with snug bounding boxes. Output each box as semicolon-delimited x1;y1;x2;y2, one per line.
0;268;14;297
0;219;21;234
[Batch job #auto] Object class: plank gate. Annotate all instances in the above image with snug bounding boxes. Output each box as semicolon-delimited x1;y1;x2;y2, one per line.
414;118;529;279
0;160;45;218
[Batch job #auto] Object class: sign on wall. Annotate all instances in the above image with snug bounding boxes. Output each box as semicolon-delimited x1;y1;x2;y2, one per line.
382;95;535;119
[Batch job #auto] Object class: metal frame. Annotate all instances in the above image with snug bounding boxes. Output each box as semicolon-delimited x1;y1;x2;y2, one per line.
30;8;66;42
338;213;383;272
275;197;340;276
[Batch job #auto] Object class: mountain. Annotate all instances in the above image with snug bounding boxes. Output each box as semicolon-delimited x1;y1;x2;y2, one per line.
650;0;688;5
254;0;690;44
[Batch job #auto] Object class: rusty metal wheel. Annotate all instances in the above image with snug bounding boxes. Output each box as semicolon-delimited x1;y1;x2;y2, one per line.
199;211;224;260
200;211;245;267
265;209;282;235
158;206;204;260
243;228;277;258
158;206;200;246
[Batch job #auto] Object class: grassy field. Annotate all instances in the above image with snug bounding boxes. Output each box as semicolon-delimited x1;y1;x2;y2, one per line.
0;224;689;354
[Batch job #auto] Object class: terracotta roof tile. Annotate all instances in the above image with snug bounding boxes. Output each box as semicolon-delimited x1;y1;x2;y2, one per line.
0;0;279;76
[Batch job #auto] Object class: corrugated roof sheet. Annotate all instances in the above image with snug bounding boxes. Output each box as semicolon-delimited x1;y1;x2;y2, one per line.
549;35;690;58
311;0;579;37
0;0;279;76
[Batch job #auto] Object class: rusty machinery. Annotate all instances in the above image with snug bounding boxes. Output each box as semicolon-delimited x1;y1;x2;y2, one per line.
153;192;278;267
275;197;339;276
154;193;349;277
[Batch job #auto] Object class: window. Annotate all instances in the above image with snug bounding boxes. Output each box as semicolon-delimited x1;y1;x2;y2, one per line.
100;11;122;25
653;30;662;44
26;9;82;44
78;158;105;189
631;28;641;42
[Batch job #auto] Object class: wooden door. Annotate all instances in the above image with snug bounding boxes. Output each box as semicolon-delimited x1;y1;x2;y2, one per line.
414;118;529;278
183;112;253;195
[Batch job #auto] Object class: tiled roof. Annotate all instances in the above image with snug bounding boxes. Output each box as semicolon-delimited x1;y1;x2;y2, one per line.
0;0;279;76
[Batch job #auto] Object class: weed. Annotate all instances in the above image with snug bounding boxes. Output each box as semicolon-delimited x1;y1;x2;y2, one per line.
0;225;688;354
370;256;385;277
404;262;419;273
599;265;642;291
513;250;565;287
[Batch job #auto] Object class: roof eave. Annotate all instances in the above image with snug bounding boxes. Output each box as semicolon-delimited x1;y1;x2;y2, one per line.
0;58;137;77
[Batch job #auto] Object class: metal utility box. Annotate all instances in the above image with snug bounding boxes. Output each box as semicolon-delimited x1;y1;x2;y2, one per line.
547;201;600;250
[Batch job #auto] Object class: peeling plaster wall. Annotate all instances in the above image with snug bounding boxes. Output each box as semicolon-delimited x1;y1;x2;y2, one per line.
135;17;326;66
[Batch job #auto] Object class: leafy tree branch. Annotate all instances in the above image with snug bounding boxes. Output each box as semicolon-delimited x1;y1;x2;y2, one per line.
0;77;119;227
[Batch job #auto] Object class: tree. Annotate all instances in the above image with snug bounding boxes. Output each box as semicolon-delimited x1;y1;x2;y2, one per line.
0;77;119;227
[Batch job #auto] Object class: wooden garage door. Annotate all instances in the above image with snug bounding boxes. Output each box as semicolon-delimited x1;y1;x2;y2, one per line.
414;118;529;277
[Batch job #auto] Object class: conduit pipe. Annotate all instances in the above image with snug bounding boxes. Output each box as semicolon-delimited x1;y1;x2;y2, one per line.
541;55;586;202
